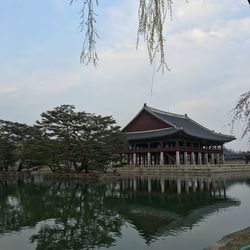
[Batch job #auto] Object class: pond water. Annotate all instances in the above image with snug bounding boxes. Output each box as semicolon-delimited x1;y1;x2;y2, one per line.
0;172;250;250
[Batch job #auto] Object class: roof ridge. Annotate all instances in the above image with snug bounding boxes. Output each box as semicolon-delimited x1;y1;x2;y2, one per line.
146;105;186;119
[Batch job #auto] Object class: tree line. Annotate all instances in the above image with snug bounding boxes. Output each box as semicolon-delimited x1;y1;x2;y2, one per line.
0;105;127;173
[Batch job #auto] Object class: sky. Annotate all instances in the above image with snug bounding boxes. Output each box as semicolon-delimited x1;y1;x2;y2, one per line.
0;0;249;151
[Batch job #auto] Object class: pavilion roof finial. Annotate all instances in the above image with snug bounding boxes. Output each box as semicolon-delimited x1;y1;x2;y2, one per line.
143;103;147;108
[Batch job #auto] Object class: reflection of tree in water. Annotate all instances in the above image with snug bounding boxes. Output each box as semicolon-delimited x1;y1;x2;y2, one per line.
0;180;124;250
0;174;248;248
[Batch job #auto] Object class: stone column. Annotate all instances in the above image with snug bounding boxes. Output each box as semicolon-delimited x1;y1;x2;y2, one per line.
216;153;220;164
221;154;225;164
160;152;164;165
141;154;144;165
184;152;188;165
204;153;208;165
176;151;180;166
147;152;151;165
211;153;215;165
198;152;202;165
191;152;195;165
133;153;137;165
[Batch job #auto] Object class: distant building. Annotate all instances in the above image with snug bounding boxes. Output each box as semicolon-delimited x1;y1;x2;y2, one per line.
122;104;235;166
224;149;250;164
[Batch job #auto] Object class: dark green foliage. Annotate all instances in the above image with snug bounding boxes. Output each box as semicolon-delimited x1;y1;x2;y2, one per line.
0;137;14;171
0;105;126;173
37;105;127;173
0;120;47;172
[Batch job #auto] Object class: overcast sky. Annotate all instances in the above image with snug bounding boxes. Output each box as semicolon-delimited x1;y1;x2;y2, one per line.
0;0;249;150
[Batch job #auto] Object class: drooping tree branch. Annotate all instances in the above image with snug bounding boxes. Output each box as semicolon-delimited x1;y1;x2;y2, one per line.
232;90;250;140
137;0;173;72
70;0;173;70
70;0;99;67
70;0;250;69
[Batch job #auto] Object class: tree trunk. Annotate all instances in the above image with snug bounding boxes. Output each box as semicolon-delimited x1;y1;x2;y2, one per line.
17;160;25;172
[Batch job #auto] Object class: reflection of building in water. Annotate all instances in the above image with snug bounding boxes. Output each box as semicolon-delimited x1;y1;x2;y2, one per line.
105;175;241;244
121;104;235;166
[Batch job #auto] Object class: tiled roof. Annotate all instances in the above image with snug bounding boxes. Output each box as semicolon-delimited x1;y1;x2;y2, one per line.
126;127;179;141
125;105;235;143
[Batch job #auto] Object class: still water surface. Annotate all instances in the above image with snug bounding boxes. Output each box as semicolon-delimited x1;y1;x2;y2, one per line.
0;173;250;250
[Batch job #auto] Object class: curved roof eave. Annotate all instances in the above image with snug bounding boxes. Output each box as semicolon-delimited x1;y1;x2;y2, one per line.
181;131;236;143
125;127;179;141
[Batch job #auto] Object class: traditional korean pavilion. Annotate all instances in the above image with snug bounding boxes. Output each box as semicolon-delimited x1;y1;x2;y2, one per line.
122;104;235;166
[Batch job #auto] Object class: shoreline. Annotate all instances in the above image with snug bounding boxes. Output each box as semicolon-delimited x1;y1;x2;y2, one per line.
0;170;121;183
204;227;250;250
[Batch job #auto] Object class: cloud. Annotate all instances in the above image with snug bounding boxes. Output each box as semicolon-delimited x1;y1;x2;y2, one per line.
0;86;18;95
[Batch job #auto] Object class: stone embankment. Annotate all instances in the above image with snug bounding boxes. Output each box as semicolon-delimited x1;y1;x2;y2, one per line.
115;164;250;173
